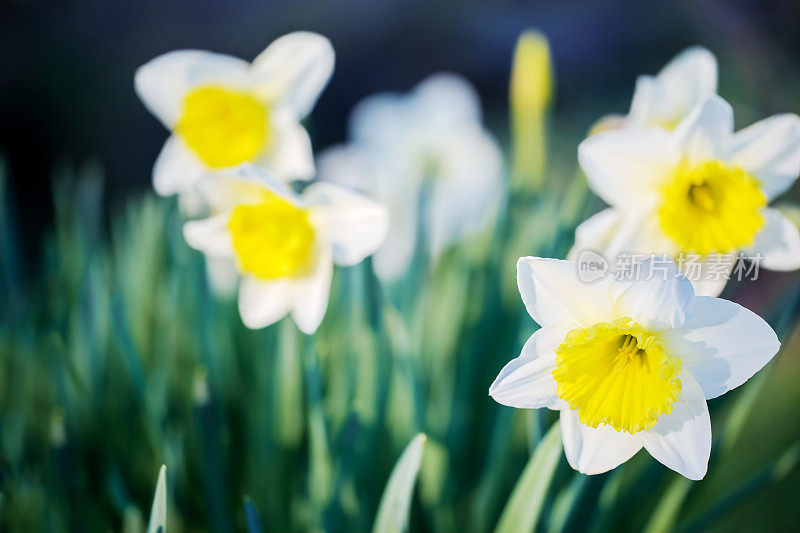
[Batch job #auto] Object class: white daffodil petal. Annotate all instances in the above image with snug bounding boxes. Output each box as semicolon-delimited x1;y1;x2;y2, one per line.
134;50;251;128
305;182;389;267
655;47;717;119
639;372;711;480
183;213;234;258
665;296;780;400
349;92;410;151
194;168;297;213
609;257;695;329
291;246;334;334
730;113;800;200
627;76;657;127
489;324;572;410
262;113;315;181
560;410;642;475
568;208;622;260
427;128;504;256
152;136;207;196
204;257;240;297
317;145;378;193
684;255;735;297
412;73;482;128
673;95;733;163
750;208;800;271
578;128;672;207
373;203;417;282
238;276;294;330
627;48;716;130
250;32;334;119
517;257;616;328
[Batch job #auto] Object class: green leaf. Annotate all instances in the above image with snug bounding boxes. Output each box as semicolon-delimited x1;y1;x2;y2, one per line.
494;421;562;533
372;433;427;533
147;465;167;533
642;476;692;533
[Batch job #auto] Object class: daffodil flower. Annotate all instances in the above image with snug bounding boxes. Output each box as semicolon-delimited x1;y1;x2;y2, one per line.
592;47;717;133
318;74;504;281
572;95;800;296
182;167;389;334
490;256;780;479
135;32;334;198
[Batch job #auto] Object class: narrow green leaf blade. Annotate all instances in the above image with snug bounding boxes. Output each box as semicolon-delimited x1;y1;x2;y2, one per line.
494;421;562;533
372;433;427;533
147;465;167;533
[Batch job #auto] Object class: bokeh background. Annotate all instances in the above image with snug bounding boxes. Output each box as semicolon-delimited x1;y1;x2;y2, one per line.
2;1;800;532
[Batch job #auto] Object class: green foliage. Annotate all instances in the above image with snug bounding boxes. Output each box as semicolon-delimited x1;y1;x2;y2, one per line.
0;144;799;533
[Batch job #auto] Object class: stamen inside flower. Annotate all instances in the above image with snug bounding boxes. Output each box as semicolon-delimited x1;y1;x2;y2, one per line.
228;192;315;280
552;318;682;434
177;85;270;168
658;160;766;256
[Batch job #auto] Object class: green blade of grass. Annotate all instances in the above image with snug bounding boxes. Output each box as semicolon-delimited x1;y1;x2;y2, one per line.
494;420;562;533
147;465;167;533
372;433;427;533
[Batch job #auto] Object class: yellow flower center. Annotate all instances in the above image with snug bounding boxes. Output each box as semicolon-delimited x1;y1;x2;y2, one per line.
227;192;315;280
658;160;766;255
552;318;682;434
177;85;270;169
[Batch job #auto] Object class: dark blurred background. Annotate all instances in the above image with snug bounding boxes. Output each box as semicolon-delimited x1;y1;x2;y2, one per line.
3;1;800;270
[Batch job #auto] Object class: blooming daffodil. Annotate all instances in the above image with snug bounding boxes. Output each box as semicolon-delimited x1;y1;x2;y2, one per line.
593;47;717;133
573;95;800;296
318;73;504;281
135;32;334;198
490;256;780;479
183;167;389;334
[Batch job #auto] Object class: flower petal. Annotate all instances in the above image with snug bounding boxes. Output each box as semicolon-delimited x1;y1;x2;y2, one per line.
195;166;298;212
412;73;482;129
373;202;417;282
664;296;780;399
568;208;622;260
134;50;251;128
578;128;672;207
183;213;234;257
305;182;389;267
749;208;800;271
152;136;207;196
488;324;572;409
238;276;294;330
683;255;735;297
204;257;239;297
628;47;717;130
609;257;695;329
250;32;335;119
560;409;642;475
730;113;800;200
259;111;315;181
427;128;504;255
639;372;711;480
291;245;334;334
517;257;616;328
672;95;733;163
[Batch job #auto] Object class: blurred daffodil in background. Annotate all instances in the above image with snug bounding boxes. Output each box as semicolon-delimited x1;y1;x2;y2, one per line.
491;257;779;479
574;94;800;295
183;166;388;333
318;74;504;281
134;32;334;200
